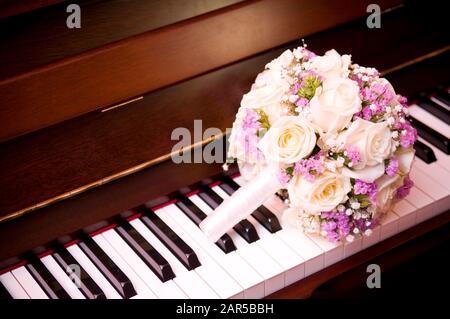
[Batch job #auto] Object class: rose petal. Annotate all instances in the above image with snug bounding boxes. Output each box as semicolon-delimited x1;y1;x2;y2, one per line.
342;163;385;183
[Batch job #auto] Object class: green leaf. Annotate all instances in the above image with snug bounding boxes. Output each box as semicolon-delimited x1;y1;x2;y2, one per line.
285;166;294;176
297;75;322;100
256;109;271;130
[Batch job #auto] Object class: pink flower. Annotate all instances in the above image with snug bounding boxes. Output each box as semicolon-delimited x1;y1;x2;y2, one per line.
385;157;399;176
395;175;414;199
293;155;325;182
295;97;309;108
277;170;291;186
240;109;263;159
345;144;361;165
395;119;417;148
354;179;378;204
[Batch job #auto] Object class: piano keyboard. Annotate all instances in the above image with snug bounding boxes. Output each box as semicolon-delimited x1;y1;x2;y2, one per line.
1;87;449;299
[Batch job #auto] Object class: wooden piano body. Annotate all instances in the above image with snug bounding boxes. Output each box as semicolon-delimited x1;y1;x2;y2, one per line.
0;0;449;298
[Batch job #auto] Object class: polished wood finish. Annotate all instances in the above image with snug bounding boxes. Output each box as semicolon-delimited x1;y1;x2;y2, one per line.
0;0;63;19
0;0;244;78
0;0;448;298
1;3;448;222
0;0;402;142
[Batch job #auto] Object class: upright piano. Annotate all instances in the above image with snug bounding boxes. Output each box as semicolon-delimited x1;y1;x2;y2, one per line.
0;0;449;299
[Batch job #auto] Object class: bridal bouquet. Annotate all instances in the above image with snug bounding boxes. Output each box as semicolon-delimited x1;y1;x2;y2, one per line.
201;45;417;243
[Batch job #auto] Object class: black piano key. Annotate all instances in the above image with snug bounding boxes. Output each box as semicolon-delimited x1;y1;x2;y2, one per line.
52;247;106;299
433;91;450;109
220;176;282;233
408;117;450;154
25;257;70;299
251;206;282;233
413;140;437;163
0;281;12;299
78;235;136;299
198;186;260;243
136;206;201;271
116;221;175;282
175;197;206;226
417;98;450;124
175;197;236;253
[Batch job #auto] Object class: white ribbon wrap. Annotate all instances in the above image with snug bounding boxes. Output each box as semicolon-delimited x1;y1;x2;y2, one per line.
199;167;283;242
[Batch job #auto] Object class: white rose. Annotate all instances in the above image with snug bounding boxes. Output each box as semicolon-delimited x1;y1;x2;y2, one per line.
241;69;290;123
288;170;352;213
265;49;294;71
338;118;394;167
310;77;362;133
374;147;415;217
308;49;351;78
395;146;415;174
375;174;403;216
258;116;316;164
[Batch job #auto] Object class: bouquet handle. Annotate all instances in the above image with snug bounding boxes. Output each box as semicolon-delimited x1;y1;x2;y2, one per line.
200;166;282;242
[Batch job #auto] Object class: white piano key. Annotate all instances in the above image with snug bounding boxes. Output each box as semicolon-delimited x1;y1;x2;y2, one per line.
41;255;85;299
247;215;305;286
154;207;244;298
92;234;156;299
66;244;122;299
414;158;450;191
343;236;363;258
410;166;448;201
162;204;265;299
418;137;450;172
129;218;219;299
11;266;48;299
392;199;417;231
306;234;344;267
379;211;399;241
260;196;325;277
411;165;450;218
409;104;450;139
362;226;381;249
211;185;305;286
101;229;186;299
189;194;284;296
406;187;434;223
430;96;450;111
233;176;325;276
0;271;30;299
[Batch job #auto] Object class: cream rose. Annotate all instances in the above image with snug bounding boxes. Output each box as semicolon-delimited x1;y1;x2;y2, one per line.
338;118;395;182
308;49;351;78
258;116;316;164
310;77;362;133
375;174;403;216
288;170;352;213
241;69;290;123
338;118;394;167
374;147;415;217
265;49;294;71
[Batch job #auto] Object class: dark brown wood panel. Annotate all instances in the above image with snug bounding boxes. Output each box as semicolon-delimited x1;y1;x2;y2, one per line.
0;4;448;222
0;0;63;19
0;0;403;142
0;0;245;77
